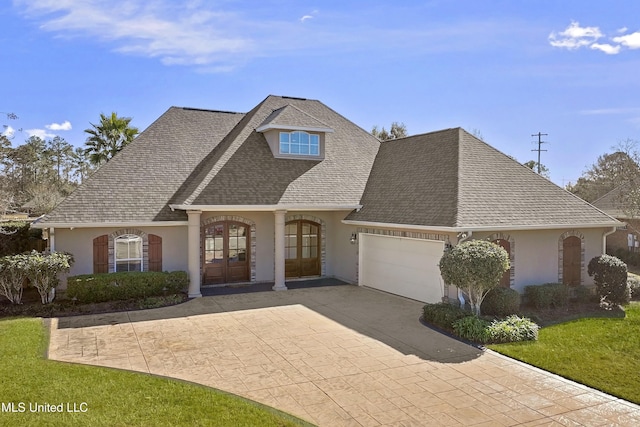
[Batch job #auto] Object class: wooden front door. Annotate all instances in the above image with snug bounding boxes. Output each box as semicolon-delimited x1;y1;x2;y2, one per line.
563;236;581;286
285;220;320;278
493;239;511;288
202;221;250;284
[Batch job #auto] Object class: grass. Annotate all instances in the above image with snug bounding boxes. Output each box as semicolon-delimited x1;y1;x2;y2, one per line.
489;302;640;405
0;317;313;427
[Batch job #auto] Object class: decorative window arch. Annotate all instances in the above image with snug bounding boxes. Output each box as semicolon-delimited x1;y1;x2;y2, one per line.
486;232;515;288
286;214;326;276
91;229;163;274
201;215;257;282
558;230;585;286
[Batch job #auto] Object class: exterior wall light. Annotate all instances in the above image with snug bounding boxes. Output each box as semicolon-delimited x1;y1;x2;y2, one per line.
350;232;357;244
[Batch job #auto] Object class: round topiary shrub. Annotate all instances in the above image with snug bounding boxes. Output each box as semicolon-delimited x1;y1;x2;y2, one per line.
480;287;520;317
587;255;630;307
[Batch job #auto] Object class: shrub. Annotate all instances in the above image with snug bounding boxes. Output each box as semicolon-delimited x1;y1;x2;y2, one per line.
524;283;568;310
0;255;29;304
0;222;31;256
486;315;539;343
571;285;596;304
66;271;188;304
628;274;640;300
22;251;74;304
439;240;510;315
452;316;489;343
588;255;630;307
422;303;471;331
480;287;520;317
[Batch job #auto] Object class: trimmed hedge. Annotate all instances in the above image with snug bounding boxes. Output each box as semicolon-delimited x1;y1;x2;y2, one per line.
66;271;188;304
524;283;568;310
588;255;630;307
422;303;470;332
453;316;489;342
486;315;539;344
480;287;520;317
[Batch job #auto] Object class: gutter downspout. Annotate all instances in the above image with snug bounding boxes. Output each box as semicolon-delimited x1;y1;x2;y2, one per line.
456;231;473;307
603;227;617;254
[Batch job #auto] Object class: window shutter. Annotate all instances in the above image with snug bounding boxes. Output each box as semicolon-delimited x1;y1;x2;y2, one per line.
93;235;109;273
148;234;163;272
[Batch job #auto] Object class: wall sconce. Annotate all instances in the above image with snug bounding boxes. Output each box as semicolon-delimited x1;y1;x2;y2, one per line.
350;232;357;245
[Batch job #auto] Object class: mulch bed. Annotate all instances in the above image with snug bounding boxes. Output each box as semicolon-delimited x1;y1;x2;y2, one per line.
0;287;188;319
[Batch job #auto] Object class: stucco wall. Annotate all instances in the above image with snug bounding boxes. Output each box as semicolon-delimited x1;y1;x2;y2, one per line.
53;226;188;287
474;228;606;293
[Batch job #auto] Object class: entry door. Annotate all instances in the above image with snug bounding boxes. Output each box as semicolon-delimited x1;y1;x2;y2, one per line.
202;221;249;284
285;220;320;278
563;236;581;286
493;239;511;288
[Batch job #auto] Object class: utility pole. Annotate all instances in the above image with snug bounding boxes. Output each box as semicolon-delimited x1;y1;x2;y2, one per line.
531;132;548;174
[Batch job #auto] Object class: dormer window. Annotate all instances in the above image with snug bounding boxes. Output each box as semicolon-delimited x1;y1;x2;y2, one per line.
279;131;320;156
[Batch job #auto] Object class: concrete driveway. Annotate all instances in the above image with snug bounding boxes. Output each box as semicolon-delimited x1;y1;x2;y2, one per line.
48;285;640;426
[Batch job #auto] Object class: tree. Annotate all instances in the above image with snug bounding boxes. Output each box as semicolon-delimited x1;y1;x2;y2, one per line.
47;136;73;182
84;112;139;166
439;240;510;316
371;122;407;141
567;143;640;202
523;160;550;178
70;146;93;183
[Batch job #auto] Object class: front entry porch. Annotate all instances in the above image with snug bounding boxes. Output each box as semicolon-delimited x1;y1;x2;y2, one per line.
201;277;348;296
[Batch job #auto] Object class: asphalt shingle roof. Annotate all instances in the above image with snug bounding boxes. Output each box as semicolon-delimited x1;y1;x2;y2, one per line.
346;128;619;228
257;104;333;131
40;107;245;223
39;96;380;224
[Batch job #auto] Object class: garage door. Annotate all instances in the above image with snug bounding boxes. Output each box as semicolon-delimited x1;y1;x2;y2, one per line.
359;233;445;303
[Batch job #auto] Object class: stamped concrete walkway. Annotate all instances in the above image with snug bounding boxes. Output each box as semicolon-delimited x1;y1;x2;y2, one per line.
48;286;640;426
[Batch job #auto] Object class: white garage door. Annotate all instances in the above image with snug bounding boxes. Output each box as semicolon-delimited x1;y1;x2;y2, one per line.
359;233;445;303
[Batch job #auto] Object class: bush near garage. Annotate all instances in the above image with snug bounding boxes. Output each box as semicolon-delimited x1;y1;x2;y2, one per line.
588;255;630;307
480;287;521;317
485;315;539;343
524;283;568;310
422;302;471;332
66;271;188;304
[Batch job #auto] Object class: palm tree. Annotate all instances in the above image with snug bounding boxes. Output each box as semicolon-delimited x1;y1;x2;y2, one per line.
84;112;139;167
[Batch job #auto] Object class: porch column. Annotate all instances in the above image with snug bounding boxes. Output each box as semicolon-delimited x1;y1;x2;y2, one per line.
187;210;202;298
273;209;288;291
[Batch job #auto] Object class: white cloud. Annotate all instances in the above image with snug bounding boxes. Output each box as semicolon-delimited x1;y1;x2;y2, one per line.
549;21;602;49
14;0;251;67
45;120;72;131
2;125;15;139
590;43;621;55
617;26;628;34
300;15;313;23
613;31;640;49
25;128;56;139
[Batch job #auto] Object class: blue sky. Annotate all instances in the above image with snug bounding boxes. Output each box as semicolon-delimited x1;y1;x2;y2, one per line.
3;0;640;187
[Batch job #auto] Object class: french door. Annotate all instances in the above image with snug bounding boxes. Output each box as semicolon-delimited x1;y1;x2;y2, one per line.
202;221;249;284
285;220;321;278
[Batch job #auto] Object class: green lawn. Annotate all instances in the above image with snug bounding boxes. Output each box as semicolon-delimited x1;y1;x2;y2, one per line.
489;302;640;404
0;317;313;427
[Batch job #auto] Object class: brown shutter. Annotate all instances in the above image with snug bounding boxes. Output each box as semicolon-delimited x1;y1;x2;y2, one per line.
93;235;109;274
148;234;163;272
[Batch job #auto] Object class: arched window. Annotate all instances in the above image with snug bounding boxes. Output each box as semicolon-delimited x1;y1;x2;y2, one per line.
115;234;143;272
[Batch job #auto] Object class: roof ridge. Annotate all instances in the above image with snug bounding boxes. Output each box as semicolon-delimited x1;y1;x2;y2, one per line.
181;107;244;115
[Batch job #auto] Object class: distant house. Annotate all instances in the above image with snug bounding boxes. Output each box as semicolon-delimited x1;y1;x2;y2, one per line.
592;184;639;253
34;95;621;303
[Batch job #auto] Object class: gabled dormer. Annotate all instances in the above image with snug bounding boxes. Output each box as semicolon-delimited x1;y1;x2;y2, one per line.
256;103;334;160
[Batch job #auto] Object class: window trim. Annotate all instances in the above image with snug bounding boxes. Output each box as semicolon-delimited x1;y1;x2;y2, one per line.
279;131;321;157
114;234;143;272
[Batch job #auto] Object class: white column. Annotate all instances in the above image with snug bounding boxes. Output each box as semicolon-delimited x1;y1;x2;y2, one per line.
49;227;55;253
187;210;202;298
273;210;287;291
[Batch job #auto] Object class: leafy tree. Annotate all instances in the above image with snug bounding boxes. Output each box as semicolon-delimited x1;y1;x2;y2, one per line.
567;143;640;202
84;112;139;166
71;146;93;183
523;160;550;178
371;122;407;141
22;251;74;304
439;240;510;316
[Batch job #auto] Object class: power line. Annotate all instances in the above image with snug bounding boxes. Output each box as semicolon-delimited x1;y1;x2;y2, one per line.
531;132;548;174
